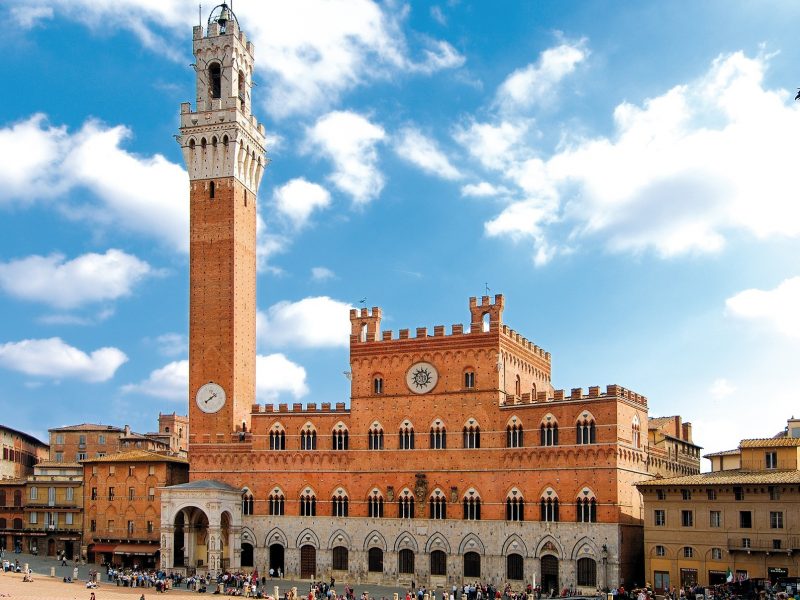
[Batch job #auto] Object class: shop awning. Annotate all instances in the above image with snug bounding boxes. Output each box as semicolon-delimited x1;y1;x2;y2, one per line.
113;544;159;556
90;543;117;553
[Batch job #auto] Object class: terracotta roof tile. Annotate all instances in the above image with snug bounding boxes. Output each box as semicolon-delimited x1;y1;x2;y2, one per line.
739;437;800;448
80;449;187;464
49;423;123;432
635;469;800;487
703;449;741;458
0;477;28;485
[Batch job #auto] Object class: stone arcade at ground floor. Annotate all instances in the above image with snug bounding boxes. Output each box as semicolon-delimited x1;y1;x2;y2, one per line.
161;480;631;589
159;480;243;575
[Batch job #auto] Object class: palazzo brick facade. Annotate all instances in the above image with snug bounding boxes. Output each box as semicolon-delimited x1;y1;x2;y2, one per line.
161;3;701;591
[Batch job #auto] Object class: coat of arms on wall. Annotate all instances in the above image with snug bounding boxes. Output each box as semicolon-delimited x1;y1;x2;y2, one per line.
414;473;428;503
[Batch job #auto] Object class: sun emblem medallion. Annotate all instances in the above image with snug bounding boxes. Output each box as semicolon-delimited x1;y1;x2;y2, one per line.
406;362;439;394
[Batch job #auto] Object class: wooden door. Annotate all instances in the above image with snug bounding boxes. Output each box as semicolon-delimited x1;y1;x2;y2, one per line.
300;545;315;579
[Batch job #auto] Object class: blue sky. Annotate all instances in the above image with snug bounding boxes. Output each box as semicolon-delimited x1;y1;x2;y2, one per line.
1;0;798;459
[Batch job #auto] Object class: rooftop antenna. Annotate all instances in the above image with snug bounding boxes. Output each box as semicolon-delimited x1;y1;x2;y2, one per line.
198;4;201;28
484;282;491;295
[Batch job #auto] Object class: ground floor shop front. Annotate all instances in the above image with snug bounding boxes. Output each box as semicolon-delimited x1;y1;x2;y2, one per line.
85;541;160;568
1;530;80;559
647;552;799;592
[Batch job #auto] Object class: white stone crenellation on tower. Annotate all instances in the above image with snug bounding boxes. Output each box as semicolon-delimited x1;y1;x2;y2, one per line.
178;10;266;192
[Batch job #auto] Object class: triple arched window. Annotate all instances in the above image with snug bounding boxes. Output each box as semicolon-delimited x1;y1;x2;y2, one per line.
398;490;415;519
430;420;446;449
429;489;447;520
540;490;559;522
368;489;384;518
241;490;254;515
332;424;349;450
331;489;349;517
506;489;525;521
268;489;285;516
507;418;523;448
463;420;480;449
577;496;597;523
300;425;317;450
299;489;316;517
269;425;286;450
399;421;415;450
540;417;559;446
369;423;384;450
576;415;596;445
463;490;481;520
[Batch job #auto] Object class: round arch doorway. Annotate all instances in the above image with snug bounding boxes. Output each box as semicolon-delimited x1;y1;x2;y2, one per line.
540;555;559;595
173;506;209;569
269;544;284;576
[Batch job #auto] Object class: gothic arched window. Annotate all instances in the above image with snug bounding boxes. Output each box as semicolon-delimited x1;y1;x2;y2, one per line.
209;63;222;99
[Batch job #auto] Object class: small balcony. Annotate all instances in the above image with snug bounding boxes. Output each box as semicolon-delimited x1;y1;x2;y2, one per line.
727;536;800;552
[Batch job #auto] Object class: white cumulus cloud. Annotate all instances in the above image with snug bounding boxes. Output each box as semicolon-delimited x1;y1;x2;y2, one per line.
461;182;511;198
154;333;188;357
121;359;188;401
0;249;153;309
256;354;309;401
311;267;336;281
473;51;800;264
709;378;737;401
0;115;188;252
123;353;308;402
273;178;331;228
307;111;386;204
20;1;464;118
257;296;353;349
726;276;800;339
394;127;461;180
0;114;67;200
454;119;532;171
0;337;127;382
495;40;588;113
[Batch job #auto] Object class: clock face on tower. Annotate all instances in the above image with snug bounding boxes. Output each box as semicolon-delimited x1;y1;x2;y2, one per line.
195;382;226;413
406;362;438;394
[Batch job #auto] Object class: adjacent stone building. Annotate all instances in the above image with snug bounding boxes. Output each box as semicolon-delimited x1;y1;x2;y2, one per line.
0;478;26;552
647;417;702;478
50;415;189;464
636;418;800;592
23;461;84;558
82;450;188;567
160;3;700;590
49;424;127;463
0;424;48;480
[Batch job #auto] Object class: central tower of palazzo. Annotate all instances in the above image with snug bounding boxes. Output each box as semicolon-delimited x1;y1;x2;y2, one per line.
179;4;266;442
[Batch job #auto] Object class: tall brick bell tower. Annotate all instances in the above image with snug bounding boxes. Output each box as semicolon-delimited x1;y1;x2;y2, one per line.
179;3;266;443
